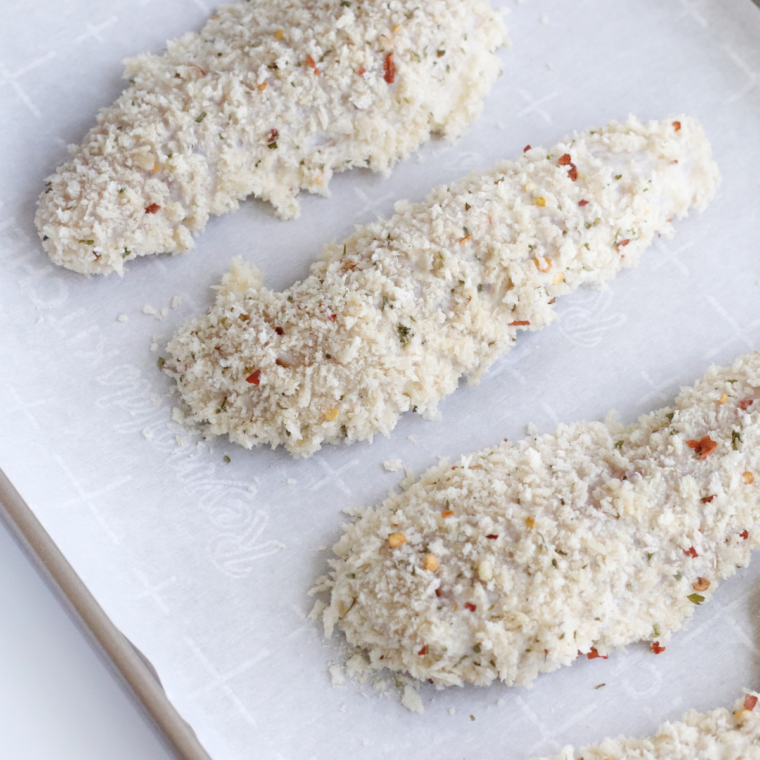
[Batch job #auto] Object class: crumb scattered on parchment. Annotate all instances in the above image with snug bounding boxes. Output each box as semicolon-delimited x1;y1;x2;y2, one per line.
143;304;168;320
142;427;154;440
399;467;416;490
401;685;424;714
383;458;403;472
286;478;297;485
171;296;183;309
117;314;128;322
448;707;456;716
329;665;345;687
526;422;538;436
539;12;549;23
309;600;327;621
496;699;505;707
176;436;188;447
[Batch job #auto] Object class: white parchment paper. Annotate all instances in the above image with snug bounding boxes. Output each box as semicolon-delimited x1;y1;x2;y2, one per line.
2;1;760;758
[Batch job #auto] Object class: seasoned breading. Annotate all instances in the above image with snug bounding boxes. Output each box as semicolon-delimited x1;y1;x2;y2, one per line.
167;116;719;456
533;694;760;760
323;350;760;687
36;0;506;275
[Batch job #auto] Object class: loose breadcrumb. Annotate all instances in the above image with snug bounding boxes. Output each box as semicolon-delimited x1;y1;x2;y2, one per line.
167;116;719;457
532;693;760;760
383;458;404;472
36;0;506;275
323;349;760;687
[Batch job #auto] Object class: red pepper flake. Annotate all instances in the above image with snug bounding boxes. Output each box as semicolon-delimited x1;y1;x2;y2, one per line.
686;435;718;460
701;495;715;503
567;163;578;182
587;647;608;660
578;200;589;207
739;398;754;411
683;546;699;559
441;510;455;518
557;153;572;166
435;588;442;597
616;238;630;253
464;602;477;612
383;51;396;84
357;66;365;76
267;128;279;144
509;320;531;326
275;326;284;335
673;121;681;132
741;530;749;540
145;203;161;214
486;534;499;540
650;642;666;654
523;145;531;153
744;694;758;711
327;312;337;321
305;55;320;75
418;645;428;656
246;370;262;385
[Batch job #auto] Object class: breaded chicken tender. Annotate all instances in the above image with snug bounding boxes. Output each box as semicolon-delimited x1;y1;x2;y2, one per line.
532;693;760;760
323;351;760;687
36;0;506;275
167;116;719;456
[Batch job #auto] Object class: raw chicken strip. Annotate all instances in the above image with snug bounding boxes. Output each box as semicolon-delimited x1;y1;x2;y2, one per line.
322;350;760;686
36;0;506;275
167;116;719;457
533;693;760;760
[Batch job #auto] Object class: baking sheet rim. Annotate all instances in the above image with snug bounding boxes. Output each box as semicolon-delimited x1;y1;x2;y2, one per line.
0;466;212;760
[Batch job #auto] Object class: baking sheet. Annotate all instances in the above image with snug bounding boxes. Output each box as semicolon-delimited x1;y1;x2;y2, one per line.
2;1;760;758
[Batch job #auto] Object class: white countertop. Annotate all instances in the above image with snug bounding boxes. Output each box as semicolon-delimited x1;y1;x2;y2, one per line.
0;518;175;760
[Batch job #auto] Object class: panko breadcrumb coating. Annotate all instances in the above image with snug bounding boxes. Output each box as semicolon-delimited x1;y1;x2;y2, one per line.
532;693;760;760
324;350;760;687
36;0;506;275
167;116;719;456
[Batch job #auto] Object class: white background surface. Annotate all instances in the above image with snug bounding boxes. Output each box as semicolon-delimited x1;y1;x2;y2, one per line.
0;520;175;760
3;1;760;759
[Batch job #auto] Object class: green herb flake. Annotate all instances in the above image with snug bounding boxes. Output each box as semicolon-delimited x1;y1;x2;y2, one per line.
732;430;742;450
470;715;476;722
594;683;606;690
615;174;622;180
398;324;413;345
437;49;446;57
157;357;166;369
268;141;278;150
345;572;356;579
666;412;674;421
473;644;481;653
465;203;471;211
223;455;231;463
614;440;624;449
196;112;207;123
687;593;705;605
79;239;95;245
652;623;661;637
